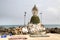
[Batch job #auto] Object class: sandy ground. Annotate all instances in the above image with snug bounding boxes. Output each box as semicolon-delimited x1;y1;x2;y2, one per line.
0;33;60;40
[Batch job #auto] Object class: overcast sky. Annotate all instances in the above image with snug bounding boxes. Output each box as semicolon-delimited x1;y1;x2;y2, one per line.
0;0;60;25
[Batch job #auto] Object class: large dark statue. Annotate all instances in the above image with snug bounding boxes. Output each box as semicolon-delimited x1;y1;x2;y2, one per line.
28;5;46;35
30;15;40;24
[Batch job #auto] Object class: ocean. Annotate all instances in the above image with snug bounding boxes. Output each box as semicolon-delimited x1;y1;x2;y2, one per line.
44;24;60;28
0;24;60;28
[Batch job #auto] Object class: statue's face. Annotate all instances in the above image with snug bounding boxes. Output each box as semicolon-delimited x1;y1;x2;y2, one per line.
32;10;38;16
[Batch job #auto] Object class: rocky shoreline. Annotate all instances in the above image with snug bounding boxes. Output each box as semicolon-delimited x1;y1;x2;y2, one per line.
46;27;60;34
0;26;60;35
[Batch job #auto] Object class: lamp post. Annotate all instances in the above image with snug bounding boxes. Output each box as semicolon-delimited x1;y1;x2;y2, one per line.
24;12;26;26
40;13;42;23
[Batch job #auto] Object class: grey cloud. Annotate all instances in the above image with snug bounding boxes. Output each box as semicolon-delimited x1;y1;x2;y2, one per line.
0;0;60;25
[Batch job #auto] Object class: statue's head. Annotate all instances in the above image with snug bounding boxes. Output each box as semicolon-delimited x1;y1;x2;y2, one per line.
32;5;38;16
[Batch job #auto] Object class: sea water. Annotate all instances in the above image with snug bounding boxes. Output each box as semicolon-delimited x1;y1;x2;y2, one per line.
0;24;60;28
44;24;60;28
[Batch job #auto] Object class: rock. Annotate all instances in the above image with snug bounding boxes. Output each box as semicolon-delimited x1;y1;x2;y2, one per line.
28;23;46;35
